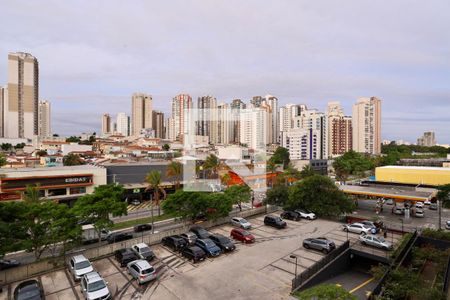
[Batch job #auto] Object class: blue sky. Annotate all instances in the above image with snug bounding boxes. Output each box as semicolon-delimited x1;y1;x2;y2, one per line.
0;0;449;143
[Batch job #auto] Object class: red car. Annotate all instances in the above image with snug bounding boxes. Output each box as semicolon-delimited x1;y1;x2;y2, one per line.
230;228;255;243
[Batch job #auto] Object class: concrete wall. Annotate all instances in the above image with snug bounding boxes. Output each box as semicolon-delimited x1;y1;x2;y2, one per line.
0;206;273;285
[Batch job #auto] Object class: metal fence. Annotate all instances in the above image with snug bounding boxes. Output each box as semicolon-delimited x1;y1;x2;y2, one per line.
291;240;350;292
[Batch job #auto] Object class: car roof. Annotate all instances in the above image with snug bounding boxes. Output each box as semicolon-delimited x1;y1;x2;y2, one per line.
72;254;89;263
134;243;148;248
132;259;152;269
84;272;103;283
17;280;40;289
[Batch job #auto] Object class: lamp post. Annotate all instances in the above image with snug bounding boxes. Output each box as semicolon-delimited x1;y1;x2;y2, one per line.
399;218;404;234
290;255;298;279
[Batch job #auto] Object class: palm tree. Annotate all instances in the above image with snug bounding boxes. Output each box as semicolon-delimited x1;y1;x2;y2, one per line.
145;171;167;217
166;161;183;190
23;184;43;203
204;154;220;179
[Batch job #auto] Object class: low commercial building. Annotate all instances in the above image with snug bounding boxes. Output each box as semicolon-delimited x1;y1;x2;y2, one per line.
375;166;450;186
0;165;107;205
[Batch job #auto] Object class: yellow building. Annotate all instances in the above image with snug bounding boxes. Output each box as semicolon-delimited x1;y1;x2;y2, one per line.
375;166;450;186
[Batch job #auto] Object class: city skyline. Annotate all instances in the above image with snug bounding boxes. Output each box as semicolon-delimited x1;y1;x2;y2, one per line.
0;1;449;143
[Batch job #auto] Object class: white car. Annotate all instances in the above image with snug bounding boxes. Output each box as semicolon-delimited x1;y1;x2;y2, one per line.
359;235;393;250
384;199;394;205
415;202;424;209
424;199;431;205
80;272;110;300
231;217;252;229
415;209;424;218
132;243;155;261
295;209;317;220
69;255;94;281
127;259;157;284
343;223;371;235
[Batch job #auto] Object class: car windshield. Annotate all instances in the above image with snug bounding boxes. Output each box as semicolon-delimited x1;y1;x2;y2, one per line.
378;237;386;243
140;247;151;254
17;285;40;300
142;267;155;274
75;261;91;269
87;280;106;292
216;237;228;243
240;219;248;223
204;240;216;247
242;231;250;236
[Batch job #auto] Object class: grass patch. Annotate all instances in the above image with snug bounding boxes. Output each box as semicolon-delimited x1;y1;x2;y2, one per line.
293;284;356;300
112;213;176;230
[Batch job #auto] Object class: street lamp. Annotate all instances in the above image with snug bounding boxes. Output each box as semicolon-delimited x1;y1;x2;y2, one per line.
399;218;404;234
290;255;298;279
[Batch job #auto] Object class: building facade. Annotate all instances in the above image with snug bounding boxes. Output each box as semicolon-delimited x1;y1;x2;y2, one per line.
131;93;152;136
281;128;322;160
38;100;51;137
327;101;352;157
292;109;328;159
170;94;193;141
0;86;6;137
101;113;111;136
263;95;279;144
197;95;217;144
352;97;382;155
230;99;246;144
417;131;436;147
152;110;165;139
239;108;268;150
116;112;129;136
6;52;39;139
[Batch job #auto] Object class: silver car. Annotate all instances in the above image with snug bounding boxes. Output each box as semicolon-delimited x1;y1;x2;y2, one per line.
80;272;111;300
180;232;197;245
342;223;371;235
359;235;393;250
231;217;252;229
127;259;157;284
69;254;94;281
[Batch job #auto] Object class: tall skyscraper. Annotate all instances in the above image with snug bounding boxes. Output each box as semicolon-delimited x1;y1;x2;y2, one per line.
0;86;6;137
38;100;51;137
417;131;436;147
170;94;192;141
101;113;111;136
152;110;165;139
230;99;246;144
263;95;279;144
217;103;231;145
279;104;305;133
116;112;129;136
240;108;268;150
131;93;152;136
197;95;217;144
352;97;382;155
327;101;352;157
6;52;39;139
291;109;328;159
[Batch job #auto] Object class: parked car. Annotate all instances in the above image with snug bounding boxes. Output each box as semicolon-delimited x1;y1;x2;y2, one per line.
359;235;393;250
415;209;425;218
13;280;45;300
230;228;255;243
106;232;133;244
80;272;111;300
359;221;379;233
180;232;197;245
130;199;141;206
342;223;371;235
264;215;287;229
132;243;155;261
114;248;139;267
194;238;222;257
134;224;152;233
190;226;211;239
230;217;252;229
181;246;207;263
0;258;20;270
385;199;394;205
280;211;301;221
295;209;317;220
424;199;432;205
69;254;94;281
415;202;424;209
392;207;405;215
127;259;157;284
162;235;188;251
303;237;336;254
209;234;236;252
429;203;438;210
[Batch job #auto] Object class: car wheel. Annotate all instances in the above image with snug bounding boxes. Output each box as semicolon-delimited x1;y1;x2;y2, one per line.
361;241;366;245
303;244;309;249
383;246;388;250
343;228;348;232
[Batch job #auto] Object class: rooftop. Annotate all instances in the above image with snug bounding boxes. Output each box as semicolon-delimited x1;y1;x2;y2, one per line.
377;166;450;171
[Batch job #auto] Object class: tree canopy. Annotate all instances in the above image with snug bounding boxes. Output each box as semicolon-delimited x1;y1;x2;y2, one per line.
63;153;85;166
332;150;374;182
269;147;290;169
285;175;355;216
166;161;183;189
224;184;251;211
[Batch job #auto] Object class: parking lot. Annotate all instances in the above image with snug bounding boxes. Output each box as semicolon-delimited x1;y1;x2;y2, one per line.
0;212;403;300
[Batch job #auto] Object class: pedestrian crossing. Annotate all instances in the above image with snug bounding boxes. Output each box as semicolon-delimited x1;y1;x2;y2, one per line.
127;202;150;212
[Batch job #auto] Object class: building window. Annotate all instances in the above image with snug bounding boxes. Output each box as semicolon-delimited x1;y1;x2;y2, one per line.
47;188;67;197
69;187;86;195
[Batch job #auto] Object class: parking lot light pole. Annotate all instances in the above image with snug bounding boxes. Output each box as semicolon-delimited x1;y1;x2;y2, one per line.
290;255;298;279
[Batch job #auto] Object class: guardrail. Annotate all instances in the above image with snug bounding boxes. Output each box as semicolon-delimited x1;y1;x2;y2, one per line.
0;205;276;286
291;240;350;292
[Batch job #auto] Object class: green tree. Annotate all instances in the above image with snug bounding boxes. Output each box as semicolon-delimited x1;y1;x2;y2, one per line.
437;184;450;230
205;192;233;220
162;144;170;151
15;143;26;149
1;143;12;151
224;185;251;211
299;165;317;179
146;170;166;216
0;201;28;257
269;147;290;169
73;184;127;244
333;150;373;182
0;153;6;167
63;153;85;166
166;161;183;190
285;175;355;217
66;136;81;143
204;154;220;178
35;149;48;157
265;184;289;207
161;190;208;220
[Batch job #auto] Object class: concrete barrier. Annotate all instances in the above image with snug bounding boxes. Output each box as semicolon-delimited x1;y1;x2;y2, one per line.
0;205;274;285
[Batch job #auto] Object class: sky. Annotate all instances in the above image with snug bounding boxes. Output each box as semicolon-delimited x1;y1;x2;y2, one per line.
0;0;449;143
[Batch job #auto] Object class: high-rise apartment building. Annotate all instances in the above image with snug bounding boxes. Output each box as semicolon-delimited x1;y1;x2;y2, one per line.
6;52;39;139
131;93;152;136
152;110;165;139
197;95;217;144
0;86;6;137
327;101;352;157
38;100;51;137
281;128;322;160
352;97;382;155
417;131;436;147
291;109;328;159
279;104;305;133
217;103;231;145
230;99;246;144
101;113;111;136
116;112;129;136
170;94;192;141
263;95;279;144
239;108;268;150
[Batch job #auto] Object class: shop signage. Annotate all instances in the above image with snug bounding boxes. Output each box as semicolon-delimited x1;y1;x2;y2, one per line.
1;174;93;192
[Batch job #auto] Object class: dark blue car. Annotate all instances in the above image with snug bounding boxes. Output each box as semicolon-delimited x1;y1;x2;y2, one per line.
194;238;222;257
